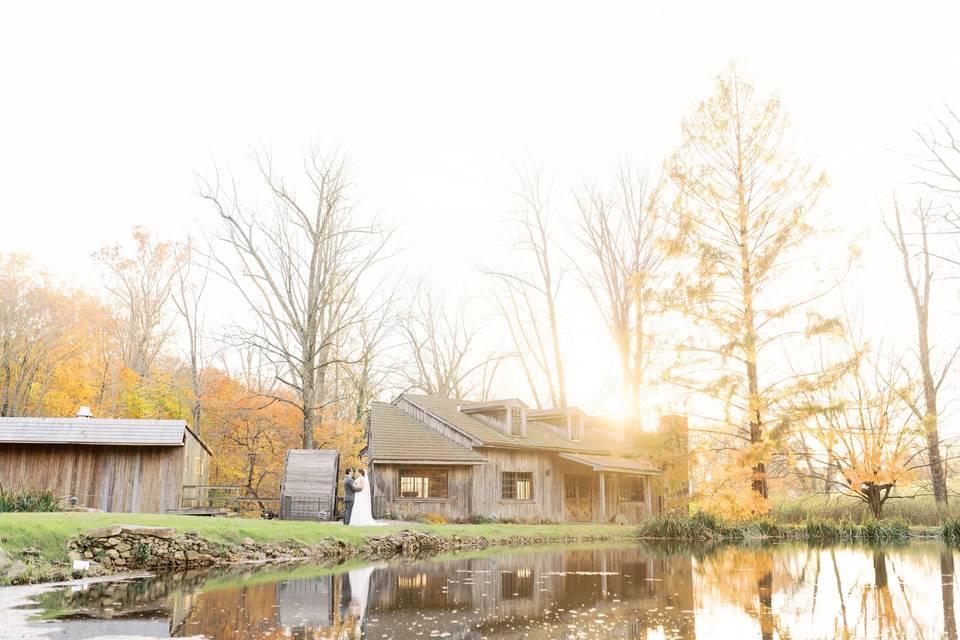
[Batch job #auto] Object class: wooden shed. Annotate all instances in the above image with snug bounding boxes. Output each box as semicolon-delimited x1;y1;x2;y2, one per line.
0;415;211;513
279;449;339;521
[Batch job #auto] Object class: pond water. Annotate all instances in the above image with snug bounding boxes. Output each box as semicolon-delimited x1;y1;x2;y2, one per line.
8;540;960;639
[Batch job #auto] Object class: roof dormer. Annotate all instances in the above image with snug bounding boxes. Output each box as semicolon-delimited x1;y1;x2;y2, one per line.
528;407;586;442
461;399;528;438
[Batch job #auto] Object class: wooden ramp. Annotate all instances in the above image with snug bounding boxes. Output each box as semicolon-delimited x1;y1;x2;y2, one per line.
280;449;340;521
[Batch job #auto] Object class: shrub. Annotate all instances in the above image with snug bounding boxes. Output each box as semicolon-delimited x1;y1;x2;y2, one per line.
0;485;63;512
943;517;960;542
637;512;729;540
424;513;447;525
470;514;495;524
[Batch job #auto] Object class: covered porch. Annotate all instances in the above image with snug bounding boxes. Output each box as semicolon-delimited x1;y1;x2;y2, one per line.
558;453;661;524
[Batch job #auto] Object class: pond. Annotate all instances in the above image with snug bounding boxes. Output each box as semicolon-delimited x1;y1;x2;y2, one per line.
7;540;959;639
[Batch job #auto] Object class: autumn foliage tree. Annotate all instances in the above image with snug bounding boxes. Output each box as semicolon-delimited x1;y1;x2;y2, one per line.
667;62;828;501
792;330;923;519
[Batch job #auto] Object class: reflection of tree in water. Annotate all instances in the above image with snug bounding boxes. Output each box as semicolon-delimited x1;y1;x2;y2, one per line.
944;550;959;640
30;543;960;640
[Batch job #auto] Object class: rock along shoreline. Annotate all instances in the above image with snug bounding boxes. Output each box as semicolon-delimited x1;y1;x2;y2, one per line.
4;524;638;586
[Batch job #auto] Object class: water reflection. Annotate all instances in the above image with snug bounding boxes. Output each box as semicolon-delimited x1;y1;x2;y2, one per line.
20;541;960;639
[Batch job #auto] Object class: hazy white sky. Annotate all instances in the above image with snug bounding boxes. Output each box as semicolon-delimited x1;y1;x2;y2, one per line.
2;1;959;416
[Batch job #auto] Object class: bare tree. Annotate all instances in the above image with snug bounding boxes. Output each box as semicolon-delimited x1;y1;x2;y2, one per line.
885;198;956;509
171;238;209;435
399;285;505;400
914;105;960;207
199;149;391;448
486;168;567;408
95;227;183;378
337;289;398;424
575;164;666;426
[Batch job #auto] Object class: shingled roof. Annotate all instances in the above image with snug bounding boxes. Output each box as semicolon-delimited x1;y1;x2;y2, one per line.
0;417;210;454
401;394;622;455
367;402;485;464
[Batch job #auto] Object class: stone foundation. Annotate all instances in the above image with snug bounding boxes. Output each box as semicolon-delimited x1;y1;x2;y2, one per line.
69;525;222;571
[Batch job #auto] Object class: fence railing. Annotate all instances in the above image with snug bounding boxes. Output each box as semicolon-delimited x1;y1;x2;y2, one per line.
179;485;279;516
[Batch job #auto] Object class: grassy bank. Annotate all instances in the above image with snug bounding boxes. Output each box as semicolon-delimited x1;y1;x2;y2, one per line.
0;512;637;566
636;512;929;541
771;493;960;526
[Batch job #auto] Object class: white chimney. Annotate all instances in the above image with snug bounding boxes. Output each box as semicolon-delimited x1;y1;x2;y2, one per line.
76;406;93;418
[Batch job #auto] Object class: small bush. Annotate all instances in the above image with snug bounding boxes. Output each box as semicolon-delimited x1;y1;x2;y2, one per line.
638;512;730;540
0;485;63;512
424;513;447;525
470;514;495;524
943;517;960;542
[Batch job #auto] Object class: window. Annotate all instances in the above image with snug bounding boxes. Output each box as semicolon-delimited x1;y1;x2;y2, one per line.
194;457;205;483
501;568;534;599
619;477;645;502
510;408;525;437
398;468;449;499
569;415;584;442
501;471;533;500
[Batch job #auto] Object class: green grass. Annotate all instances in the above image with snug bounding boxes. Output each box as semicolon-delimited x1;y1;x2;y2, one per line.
772;492;960;526
637;512;912;541
0;512;637;565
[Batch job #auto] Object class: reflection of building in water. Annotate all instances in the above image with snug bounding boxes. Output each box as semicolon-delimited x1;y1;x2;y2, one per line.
277;577;334;629
363;547;696;640
32;547;694;640
27;544;960;640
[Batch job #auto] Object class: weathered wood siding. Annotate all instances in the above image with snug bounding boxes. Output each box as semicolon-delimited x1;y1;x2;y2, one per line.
279;449;340;520
180;430;211;489
373;450;661;523
0;443;184;513
371;463;474;520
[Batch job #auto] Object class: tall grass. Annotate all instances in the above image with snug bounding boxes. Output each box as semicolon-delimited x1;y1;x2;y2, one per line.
0;485;63;512
637;512;781;541
638;512;910;541
772;493;960;526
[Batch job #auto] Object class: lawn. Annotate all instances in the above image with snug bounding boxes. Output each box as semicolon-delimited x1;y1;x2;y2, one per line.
0;512;636;563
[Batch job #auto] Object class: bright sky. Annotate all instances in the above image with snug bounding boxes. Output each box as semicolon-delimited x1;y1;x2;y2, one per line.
2;1;959;418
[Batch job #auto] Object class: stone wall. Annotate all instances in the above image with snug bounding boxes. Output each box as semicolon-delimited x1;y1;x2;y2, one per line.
69;525;221;571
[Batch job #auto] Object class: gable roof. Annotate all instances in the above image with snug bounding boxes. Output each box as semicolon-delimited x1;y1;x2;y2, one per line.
368;401;486;464
0;417;208;452
400;394;623;455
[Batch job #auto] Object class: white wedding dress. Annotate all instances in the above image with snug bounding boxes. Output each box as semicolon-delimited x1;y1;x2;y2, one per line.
349;475;381;526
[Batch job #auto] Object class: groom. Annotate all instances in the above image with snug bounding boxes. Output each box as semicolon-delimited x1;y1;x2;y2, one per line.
342;468;356;525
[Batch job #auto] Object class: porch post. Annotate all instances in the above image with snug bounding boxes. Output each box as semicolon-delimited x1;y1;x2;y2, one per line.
644;476;653;516
599;472;606;522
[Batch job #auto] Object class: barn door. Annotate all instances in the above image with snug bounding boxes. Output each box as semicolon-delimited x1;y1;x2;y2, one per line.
564;475;593;522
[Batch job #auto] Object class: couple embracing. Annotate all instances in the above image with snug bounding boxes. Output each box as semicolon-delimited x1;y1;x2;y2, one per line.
342;467;380;526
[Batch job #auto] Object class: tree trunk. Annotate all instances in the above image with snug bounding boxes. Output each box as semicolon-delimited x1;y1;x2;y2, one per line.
738;143;767;499
920;330;948;507
866;485;884;519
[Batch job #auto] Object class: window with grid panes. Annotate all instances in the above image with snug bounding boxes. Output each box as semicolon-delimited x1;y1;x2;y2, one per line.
501;471;533;500
398;468;449;499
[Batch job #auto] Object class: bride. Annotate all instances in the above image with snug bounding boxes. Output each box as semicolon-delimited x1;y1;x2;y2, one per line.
349;469;382;526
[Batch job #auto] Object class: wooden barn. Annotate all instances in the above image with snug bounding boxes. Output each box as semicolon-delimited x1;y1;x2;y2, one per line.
279;449;340;521
365;394;689;524
0;412;211;513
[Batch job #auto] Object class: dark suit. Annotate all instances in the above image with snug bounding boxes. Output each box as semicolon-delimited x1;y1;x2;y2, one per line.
343;475;356;524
